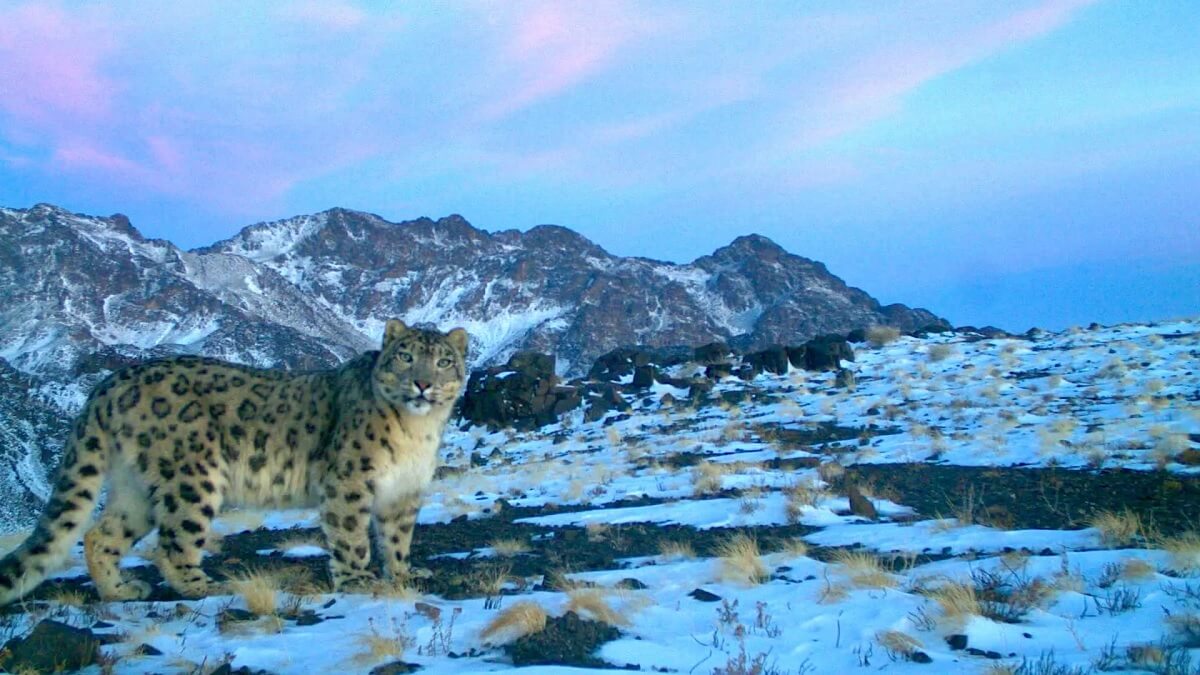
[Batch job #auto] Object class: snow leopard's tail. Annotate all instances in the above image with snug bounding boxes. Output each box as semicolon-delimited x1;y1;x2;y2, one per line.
0;400;111;605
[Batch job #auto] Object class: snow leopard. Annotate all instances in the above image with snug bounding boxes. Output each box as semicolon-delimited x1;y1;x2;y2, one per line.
0;320;468;603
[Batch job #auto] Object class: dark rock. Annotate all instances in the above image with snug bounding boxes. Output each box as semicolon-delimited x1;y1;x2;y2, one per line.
804;336;855;370
460;351;581;429
505;611;620;667
616;578;648;590
706;363;733;379
631;365;657;388
744;346;789;375
369;662;422;674
846;328;868;343
736;363;761;381
0;620;101;674
910;651;933;664
210;665;278;675
694;342;732;364
785;344;808;368
946;634;968;650
659;392;677;407
134;643;164;656
688;588;722;602
294;612;324;626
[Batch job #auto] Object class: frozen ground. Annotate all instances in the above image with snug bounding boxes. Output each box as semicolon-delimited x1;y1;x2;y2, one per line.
2;319;1199;674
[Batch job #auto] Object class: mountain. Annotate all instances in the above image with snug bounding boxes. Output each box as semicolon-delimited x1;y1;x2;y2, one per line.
196;207;943;371
0;202;944;529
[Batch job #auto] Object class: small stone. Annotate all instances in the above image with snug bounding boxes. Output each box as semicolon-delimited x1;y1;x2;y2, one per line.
689;588;722;602
135;643;165;656
946;634;968;650
616;578;648;590
910;651;933;664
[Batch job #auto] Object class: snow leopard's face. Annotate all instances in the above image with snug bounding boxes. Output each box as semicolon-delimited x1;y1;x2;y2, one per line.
374;320;468;415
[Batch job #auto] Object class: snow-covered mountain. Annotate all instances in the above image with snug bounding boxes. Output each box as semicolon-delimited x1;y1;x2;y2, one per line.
0;202;943;525
4;203;941;382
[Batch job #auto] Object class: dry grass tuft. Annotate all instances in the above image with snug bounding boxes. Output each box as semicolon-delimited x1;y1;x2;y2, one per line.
489;537;531;556
866;325;901;346
355;617;414;665
1161;531;1200;574
229;570;282;616
875;629;923;657
658;540;697;560
1120;557;1157;582
1090;509;1145;546
716;534;769;586
929;580;981;621
927;343;956;363
692;461;731;496
777;538;809;559
831;549;897;589
480;601;548;644
566;587;631;626
817;461;845;483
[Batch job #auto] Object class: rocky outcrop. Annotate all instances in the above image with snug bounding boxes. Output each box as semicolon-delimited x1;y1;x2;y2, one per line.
459;352;581;430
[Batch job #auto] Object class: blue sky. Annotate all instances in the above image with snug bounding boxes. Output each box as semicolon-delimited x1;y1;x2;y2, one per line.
1;1;1196;330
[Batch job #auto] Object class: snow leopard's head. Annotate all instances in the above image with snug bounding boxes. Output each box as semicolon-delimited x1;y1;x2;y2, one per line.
374;319;468;415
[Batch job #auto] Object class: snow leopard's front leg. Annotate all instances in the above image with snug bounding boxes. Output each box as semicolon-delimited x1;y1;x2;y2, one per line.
375;492;422;581
319;463;377;592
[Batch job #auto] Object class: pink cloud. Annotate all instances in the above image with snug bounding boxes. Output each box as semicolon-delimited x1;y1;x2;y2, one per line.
477;2;647;121
807;0;1099;147
0;4;117;126
52;141;139;174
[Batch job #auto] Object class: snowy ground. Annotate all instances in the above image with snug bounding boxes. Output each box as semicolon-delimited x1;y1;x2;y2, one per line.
3;319;1199;674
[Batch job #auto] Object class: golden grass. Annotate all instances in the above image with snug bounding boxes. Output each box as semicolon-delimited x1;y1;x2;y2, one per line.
566;587;631;626
866;325;901;346
1161;531;1200;574
44;587;92;608
228;570;282;616
777;538;809;559
354;617;413;665
480;601;548;644
1089;509;1145;546
875;629;922;656
1119;557;1157;581
692;461;731;496
929;580;981;620
658;540;696;560
831;550;897;589
489;537;531;556
716;534;768;586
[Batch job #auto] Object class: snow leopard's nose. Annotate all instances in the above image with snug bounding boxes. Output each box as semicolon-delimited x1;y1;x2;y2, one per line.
414;380;432;393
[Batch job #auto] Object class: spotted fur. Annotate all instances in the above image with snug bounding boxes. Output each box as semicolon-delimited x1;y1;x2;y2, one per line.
0;320;468;603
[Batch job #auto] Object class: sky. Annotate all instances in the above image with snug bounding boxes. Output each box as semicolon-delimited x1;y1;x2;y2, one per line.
0;1;1196;331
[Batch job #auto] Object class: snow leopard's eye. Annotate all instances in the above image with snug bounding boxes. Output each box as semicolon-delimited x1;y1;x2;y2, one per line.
397;352;413;363
436;357;452;369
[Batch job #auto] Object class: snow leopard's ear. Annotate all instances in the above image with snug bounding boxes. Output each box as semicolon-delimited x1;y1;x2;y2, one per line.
445;328;469;357
384;319;409;345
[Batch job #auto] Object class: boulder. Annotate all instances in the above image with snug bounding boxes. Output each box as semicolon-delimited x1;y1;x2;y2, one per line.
0;620;101;673
631;364;657;388
744;346;789;375
694;341;732;365
459;352;581;429
804;335;855;370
